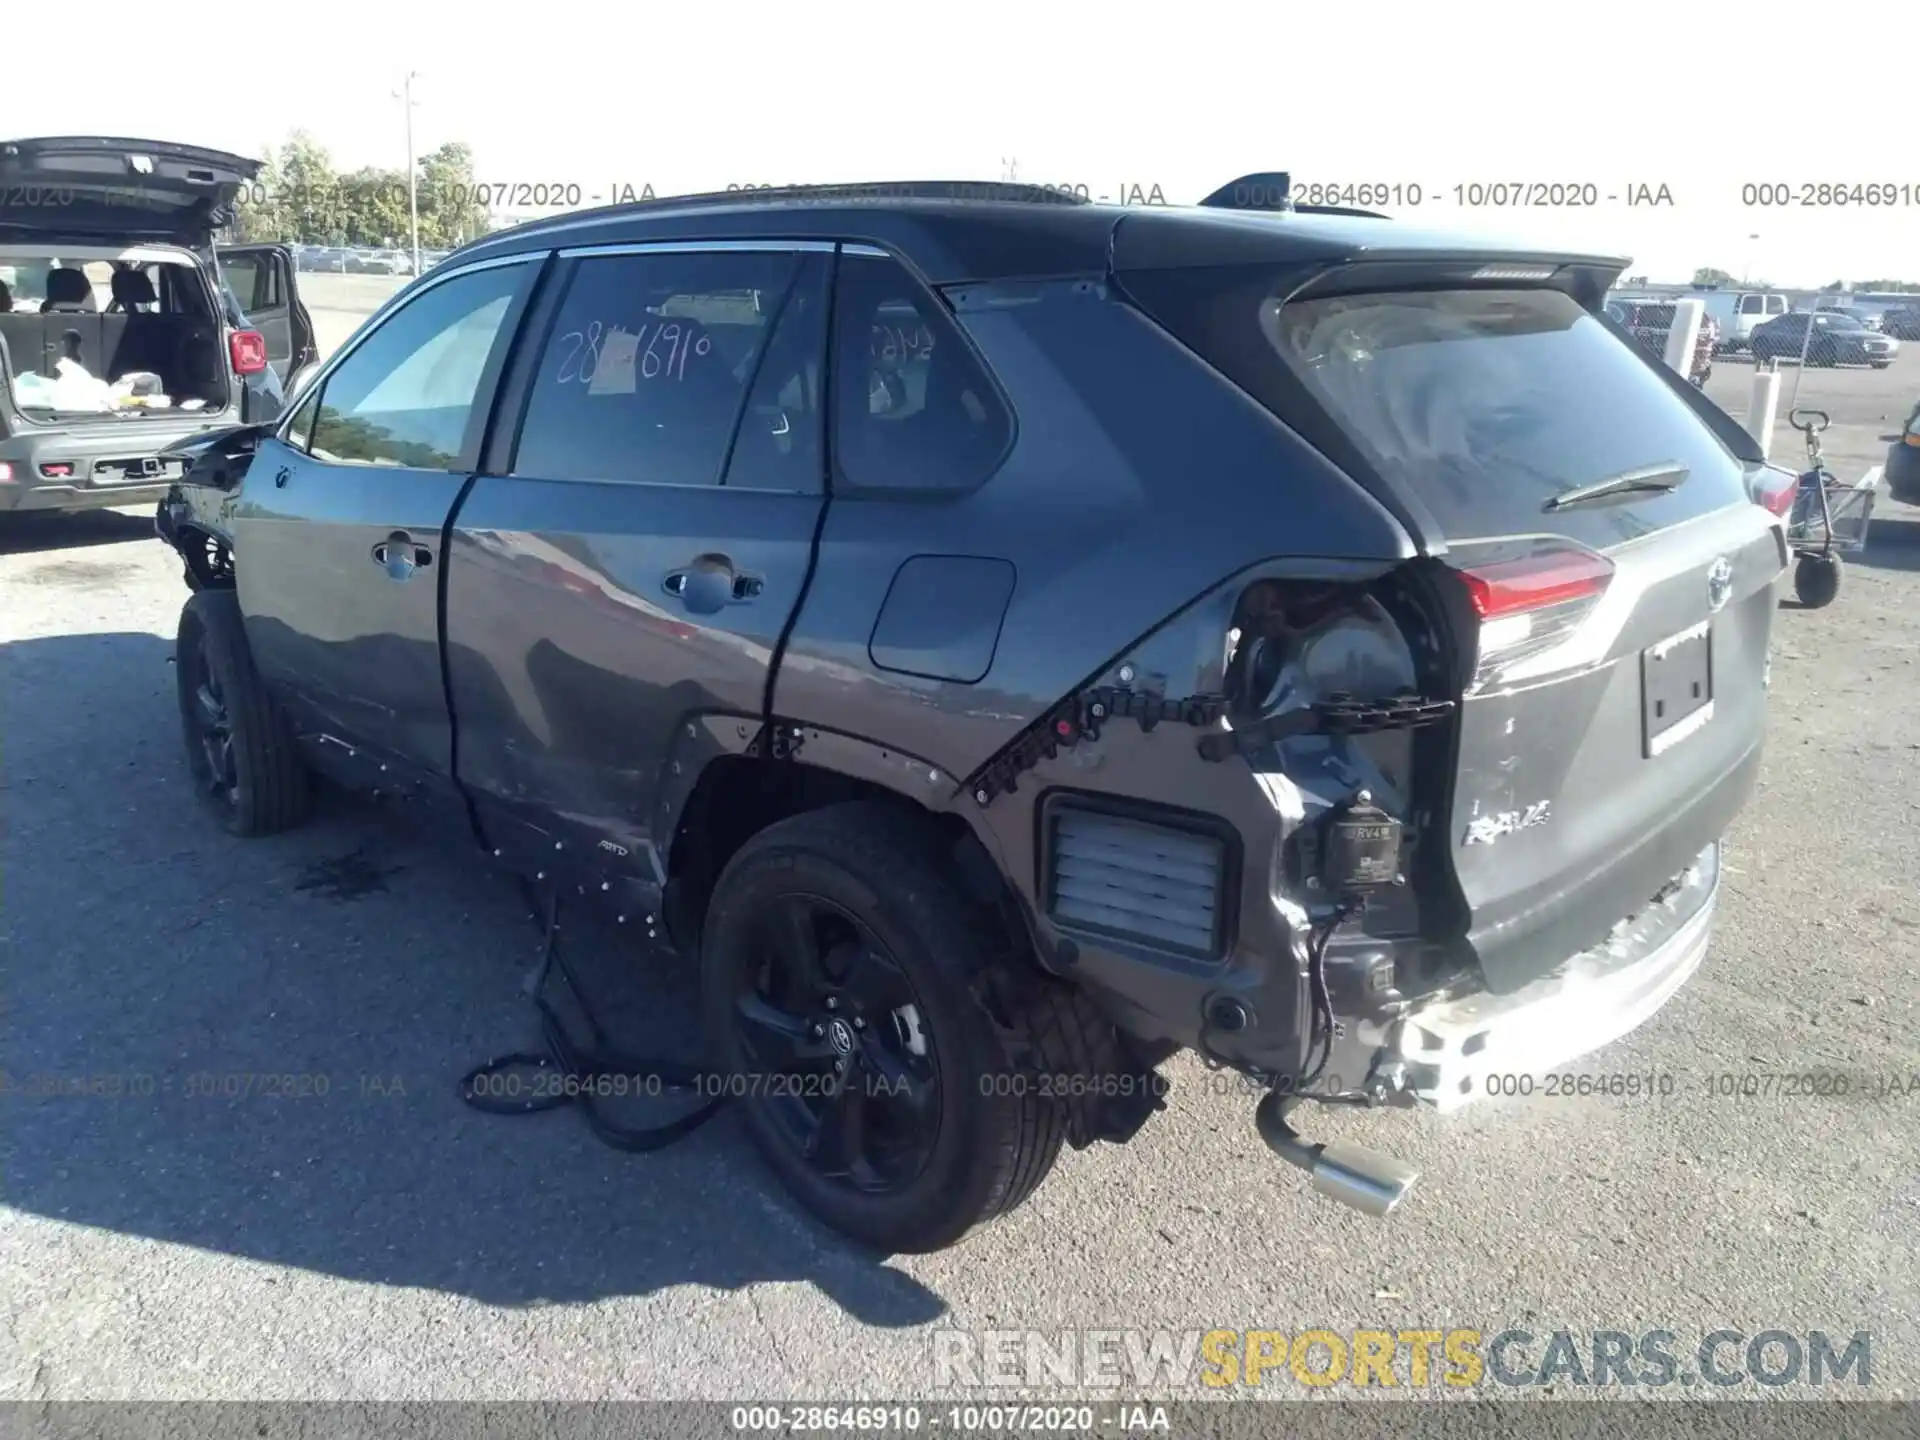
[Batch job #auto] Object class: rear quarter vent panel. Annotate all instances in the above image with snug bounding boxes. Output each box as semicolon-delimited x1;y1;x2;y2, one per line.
1043;799;1234;961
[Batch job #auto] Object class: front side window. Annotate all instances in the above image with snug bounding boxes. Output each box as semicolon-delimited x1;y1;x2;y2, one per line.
1739;295;1765;315
513;249;811;488
831;253;1012;494
305;263;525;469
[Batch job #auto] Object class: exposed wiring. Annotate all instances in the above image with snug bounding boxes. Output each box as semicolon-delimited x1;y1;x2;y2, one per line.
1297;896;1362;1092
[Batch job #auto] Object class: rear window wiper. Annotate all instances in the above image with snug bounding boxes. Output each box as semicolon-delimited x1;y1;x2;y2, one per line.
1543;462;1688;512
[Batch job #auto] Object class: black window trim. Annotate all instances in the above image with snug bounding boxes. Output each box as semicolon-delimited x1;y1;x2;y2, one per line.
492;238;837;494
272;250;544;473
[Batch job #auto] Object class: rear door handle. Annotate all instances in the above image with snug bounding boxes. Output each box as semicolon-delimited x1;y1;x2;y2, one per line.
663;555;763;613
372;532;434;581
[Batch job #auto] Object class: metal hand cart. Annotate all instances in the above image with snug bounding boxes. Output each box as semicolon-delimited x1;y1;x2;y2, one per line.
1783;408;1876;608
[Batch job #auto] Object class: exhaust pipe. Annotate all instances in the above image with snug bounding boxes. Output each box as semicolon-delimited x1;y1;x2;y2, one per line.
1255;1091;1418;1218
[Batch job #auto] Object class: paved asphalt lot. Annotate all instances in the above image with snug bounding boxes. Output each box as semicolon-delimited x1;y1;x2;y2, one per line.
2;284;1919;1402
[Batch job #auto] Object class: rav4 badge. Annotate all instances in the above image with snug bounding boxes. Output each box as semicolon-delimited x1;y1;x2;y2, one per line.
1465;800;1552;846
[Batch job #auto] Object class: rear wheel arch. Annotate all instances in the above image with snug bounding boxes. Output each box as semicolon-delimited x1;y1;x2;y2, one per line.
661;730;1031;969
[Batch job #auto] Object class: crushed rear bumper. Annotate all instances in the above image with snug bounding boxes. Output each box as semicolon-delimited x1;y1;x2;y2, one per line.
1392;842;1719;1111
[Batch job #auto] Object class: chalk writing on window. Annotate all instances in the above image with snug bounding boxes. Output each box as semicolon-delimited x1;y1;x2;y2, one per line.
553;319;715;388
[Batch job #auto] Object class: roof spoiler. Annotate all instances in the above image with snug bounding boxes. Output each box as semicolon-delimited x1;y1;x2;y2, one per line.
1196;172;1392;221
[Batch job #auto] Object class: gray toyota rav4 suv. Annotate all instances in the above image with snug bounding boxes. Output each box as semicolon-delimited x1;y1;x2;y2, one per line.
0;136;314;517
156;174;1786;1252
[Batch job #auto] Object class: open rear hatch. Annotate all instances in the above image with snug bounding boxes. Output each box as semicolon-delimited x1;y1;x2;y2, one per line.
0;137;258;244
1113;209;1786;993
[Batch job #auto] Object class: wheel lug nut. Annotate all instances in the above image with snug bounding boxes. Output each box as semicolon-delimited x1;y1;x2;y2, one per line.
853;1017;866;1030
824;996;837;1010
811;1024;824;1037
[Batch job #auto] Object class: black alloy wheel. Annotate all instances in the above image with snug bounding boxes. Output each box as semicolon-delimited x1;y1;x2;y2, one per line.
699;802;1067;1252
730;892;942;1192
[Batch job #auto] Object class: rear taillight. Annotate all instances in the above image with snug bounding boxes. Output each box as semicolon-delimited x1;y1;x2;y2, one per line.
1453;541;1614;693
229;330;268;376
1751;467;1799;518
0;462;13;483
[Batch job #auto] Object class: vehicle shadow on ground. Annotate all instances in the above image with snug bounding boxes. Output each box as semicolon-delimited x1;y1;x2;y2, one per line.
0;508;154;556
0;629;947;1327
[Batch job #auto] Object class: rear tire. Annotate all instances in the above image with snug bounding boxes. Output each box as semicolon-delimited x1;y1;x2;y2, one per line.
700;801;1066;1252
1793;553;1843;609
175;589;313;835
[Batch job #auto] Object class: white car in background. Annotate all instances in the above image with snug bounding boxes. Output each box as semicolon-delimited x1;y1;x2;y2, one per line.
1690;290;1789;353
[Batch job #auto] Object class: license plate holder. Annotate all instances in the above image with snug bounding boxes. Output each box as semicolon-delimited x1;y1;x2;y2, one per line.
1642;621;1713;757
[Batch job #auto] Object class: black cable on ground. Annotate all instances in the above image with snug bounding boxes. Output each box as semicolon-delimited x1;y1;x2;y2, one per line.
458;881;726;1152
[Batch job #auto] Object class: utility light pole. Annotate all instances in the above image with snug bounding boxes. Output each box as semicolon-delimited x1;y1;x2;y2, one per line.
394;72;421;276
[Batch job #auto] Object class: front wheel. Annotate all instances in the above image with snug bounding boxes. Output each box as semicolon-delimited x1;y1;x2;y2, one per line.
1871;361;1892;370
176;590;313;835
700;802;1066;1252
1793;552;1843;608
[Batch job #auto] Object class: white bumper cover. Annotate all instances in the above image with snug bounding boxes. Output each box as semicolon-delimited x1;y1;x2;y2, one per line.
1394;844;1720;1111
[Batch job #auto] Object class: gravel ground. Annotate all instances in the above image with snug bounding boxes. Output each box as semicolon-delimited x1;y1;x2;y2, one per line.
2;304;1917;1404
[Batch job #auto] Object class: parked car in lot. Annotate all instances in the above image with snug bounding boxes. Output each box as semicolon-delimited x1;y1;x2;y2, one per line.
1816;304;1882;332
1750;310;1900;367
0;136;315;518
1880;305;1920;341
1885;399;1920;504
155;176;1785;1251
340;249;408;275
1687;289;1790;353
1610;299;1718;384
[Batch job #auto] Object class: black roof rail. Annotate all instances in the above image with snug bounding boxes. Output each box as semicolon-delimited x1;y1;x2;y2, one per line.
1196;171;1390;221
639;180;1091;211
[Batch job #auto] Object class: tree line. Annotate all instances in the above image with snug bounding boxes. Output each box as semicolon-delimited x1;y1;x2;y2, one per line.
1692;267;1920;293
228;131;493;249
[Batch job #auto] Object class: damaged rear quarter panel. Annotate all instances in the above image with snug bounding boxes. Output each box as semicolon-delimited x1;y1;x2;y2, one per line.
772;275;1416;797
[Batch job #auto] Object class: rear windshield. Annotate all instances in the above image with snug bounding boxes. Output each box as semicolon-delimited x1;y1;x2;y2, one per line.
1261;287;1751;547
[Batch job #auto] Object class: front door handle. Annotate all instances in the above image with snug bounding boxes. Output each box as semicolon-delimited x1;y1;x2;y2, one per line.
372;532;434;581
663;554;763;614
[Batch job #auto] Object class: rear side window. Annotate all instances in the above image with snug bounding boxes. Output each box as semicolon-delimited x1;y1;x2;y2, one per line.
222;253;282;314
830;253;1012;494
512;249;817;489
1766;295;1787;314
1263;288;1750;546
1739;295;1765;315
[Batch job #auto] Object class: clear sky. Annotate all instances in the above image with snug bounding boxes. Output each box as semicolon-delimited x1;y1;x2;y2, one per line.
49;0;1917;286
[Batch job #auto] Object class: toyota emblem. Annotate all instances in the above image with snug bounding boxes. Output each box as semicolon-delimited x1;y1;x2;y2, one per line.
827;1019;855;1056
1706;556;1733;613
